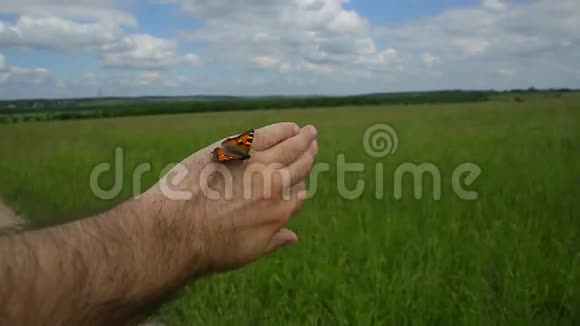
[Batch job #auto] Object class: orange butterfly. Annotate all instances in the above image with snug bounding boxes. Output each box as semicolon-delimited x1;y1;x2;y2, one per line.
212;129;254;162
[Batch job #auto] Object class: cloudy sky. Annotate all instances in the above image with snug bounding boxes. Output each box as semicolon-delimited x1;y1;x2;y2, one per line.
0;0;579;99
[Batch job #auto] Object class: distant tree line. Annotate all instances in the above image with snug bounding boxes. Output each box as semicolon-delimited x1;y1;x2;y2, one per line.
0;88;573;124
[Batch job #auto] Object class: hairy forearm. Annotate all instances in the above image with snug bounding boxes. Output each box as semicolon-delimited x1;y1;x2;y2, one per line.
0;197;205;325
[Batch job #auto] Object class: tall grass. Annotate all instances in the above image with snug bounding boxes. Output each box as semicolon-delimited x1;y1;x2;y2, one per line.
0;95;578;325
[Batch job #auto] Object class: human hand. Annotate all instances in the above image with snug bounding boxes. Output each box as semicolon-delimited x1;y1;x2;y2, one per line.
141;122;318;276
0;122;317;325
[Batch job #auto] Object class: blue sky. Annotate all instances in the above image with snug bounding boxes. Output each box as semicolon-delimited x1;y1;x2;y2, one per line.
0;0;579;99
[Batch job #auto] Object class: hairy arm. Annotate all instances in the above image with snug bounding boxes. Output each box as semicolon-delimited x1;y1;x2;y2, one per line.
0;198;204;325
0;122;317;325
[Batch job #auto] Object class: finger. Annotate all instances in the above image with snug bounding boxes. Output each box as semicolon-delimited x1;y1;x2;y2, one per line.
253;122;300;152
283;140;318;186
197;122;299;165
276;182;307;223
265;228;298;255
265;183;306;255
288;182;307;215
291;181;307;200
275;181;307;221
261;125;317;166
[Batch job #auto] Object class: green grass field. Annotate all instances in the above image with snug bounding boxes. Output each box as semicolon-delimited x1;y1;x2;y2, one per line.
0;95;579;325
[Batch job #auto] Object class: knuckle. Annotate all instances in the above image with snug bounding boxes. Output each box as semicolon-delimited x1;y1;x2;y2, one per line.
251;174;266;198
253;167;286;199
294;141;307;155
271;171;286;195
251;152;267;163
286;122;300;134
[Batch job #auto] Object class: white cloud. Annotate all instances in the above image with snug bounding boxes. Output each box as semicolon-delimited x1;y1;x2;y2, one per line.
0;16;201;71
0;0;137;27
496;68;515;78
0;52;6;71
0;66;51;86
2;0;580;98
101;34;182;69
422;52;440;67
183;53;202;66
279;63;292;73
177;0;400;77
380;0;580;59
450;38;490;56
483;0;506;11
0;54;55;100
297;61;335;75
377;48;401;66
0;1;202;72
0;51;201;98
133;71;161;85
0;16;120;51
251;56;281;68
377;0;580;89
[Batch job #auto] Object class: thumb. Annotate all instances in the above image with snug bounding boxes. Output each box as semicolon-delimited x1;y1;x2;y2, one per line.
265;228;298;254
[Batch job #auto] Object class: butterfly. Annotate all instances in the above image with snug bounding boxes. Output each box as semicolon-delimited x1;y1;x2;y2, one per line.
212;129;254;162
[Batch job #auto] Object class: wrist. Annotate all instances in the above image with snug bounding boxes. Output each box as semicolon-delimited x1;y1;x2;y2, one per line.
134;192;210;279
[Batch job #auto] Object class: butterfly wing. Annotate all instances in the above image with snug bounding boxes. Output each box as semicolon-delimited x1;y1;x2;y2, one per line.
212;129;254;162
213;147;246;162
222;129;254;155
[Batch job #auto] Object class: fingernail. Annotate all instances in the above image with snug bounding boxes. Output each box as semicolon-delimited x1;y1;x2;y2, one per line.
305;125;317;138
